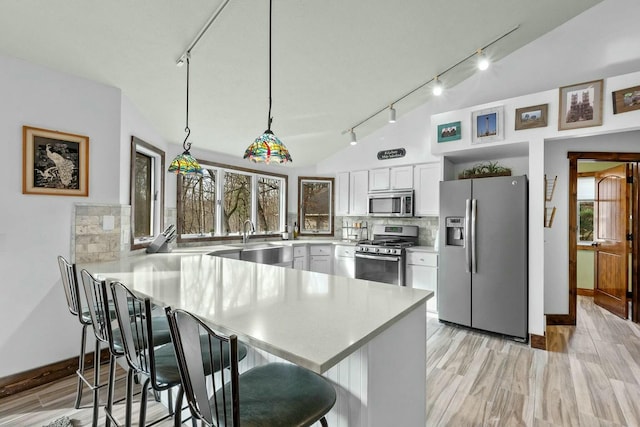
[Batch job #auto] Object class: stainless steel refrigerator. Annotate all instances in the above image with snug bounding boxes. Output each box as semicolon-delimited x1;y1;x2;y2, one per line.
438;175;528;341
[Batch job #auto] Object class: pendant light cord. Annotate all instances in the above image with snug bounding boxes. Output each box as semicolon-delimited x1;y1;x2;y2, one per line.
267;0;273;131
183;53;192;151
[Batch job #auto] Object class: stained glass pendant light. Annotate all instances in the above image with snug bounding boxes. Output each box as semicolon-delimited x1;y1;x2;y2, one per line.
168;53;204;175
244;0;292;164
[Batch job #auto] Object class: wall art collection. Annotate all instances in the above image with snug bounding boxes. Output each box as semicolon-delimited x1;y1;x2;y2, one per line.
436;78;639;143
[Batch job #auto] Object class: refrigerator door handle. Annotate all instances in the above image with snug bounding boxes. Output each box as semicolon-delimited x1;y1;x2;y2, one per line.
471;199;477;274
465;199;471;273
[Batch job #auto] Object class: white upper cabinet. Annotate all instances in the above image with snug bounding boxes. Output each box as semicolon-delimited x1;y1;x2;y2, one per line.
413;163;440;216
349;170;368;215
369;168;390;191
369;166;413;191
390;166;413;190
335;170;368;216
336;172;350;216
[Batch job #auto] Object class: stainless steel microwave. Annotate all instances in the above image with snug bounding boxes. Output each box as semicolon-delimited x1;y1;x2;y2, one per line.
367;191;414;217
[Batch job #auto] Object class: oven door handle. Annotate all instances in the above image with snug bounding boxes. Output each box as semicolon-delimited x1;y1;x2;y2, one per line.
355;253;402;262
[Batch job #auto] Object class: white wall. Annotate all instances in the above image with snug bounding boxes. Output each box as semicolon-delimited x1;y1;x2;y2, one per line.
0;54;122;377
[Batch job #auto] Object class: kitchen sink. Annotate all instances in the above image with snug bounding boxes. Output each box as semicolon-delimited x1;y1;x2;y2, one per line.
209;244;293;267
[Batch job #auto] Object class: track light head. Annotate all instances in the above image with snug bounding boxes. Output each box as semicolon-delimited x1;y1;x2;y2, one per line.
477;49;490;71
432;77;443;96
388;105;396;123
349;129;357;145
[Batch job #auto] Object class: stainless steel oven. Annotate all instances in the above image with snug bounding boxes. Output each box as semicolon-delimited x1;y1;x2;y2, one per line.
355;252;405;285
354;224;418;286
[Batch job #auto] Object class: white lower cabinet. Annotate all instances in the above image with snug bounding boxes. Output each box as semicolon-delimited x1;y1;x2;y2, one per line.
406;250;438;313
292;245;308;270
333;245;355;278
309;245;332;274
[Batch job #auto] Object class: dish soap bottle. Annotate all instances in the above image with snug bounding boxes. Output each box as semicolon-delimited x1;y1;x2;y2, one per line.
293;222;298;239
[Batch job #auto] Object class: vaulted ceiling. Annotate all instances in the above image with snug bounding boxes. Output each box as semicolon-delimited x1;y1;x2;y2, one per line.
0;0;602;166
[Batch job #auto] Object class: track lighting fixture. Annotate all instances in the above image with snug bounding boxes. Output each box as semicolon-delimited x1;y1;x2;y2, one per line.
432;77;444;96
477;49;490;71
350;129;357;145
344;25;519;145
388;105;396;123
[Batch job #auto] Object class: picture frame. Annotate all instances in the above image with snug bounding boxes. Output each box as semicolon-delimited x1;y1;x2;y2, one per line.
437;121;462;143
23;126;89;196
472;106;504;144
515;103;548;130
558;79;603;131
612;84;640;114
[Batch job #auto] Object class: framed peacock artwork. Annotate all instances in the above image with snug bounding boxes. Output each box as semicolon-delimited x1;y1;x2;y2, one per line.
23;126;89;196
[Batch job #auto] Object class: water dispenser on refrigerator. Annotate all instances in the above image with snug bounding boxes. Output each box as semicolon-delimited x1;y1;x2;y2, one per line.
445;217;465;246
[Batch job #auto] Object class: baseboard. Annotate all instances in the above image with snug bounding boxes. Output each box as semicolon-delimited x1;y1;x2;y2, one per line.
545;314;576;326
529;333;546;350
0;349;110;399
577;288;594;297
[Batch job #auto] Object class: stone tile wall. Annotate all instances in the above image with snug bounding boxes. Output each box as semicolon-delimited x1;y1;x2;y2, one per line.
73;204;177;263
72;204;129;263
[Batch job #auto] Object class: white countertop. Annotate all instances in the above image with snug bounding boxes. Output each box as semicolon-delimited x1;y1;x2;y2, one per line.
79;250;431;374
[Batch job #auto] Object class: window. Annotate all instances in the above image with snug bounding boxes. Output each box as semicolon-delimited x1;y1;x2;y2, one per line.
577;176;595;242
298;177;334;236
130;136;165;249
180;169;217;236
177;161;287;241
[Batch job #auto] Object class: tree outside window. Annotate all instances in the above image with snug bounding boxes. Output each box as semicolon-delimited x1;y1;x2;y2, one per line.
223;171;251;234
177;162;287;241
577;176;595;242
180;169;216;236
130;136;165;250
298;177;334;235
257;176;281;233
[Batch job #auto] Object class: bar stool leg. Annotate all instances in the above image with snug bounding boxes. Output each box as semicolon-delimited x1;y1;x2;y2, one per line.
104;353;116;427
74;323;89;409
91;339;101;427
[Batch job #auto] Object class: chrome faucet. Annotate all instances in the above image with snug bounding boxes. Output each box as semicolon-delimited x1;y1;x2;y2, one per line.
242;219;255;244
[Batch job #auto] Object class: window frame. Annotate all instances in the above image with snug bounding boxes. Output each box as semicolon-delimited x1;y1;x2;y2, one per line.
177;160;288;243
130;136;165;250
577;173;595;244
298;176;335;236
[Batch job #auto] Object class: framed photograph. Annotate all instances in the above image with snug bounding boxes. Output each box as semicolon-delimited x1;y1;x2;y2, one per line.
558;79;603;131
515;103;548;130
612;84;640;114
472;106;504;144
437;121;462;143
23;126;89;196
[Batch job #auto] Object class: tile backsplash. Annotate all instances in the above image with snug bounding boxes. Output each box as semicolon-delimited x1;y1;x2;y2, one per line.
335;216;439;247
73;207;439;263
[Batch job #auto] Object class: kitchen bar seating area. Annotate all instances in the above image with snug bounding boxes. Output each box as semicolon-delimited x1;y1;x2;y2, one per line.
68;251;430;426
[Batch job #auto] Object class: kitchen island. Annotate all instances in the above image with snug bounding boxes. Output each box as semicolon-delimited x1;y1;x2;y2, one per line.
79;249;432;426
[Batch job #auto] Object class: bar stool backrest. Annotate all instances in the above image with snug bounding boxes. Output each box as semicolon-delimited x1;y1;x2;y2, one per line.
110;281;160;387
166;307;240;426
80;269;120;355
57;256;88;325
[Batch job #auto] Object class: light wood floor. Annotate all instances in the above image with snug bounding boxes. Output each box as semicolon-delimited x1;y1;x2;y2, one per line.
2;296;640;426
427;296;640;426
